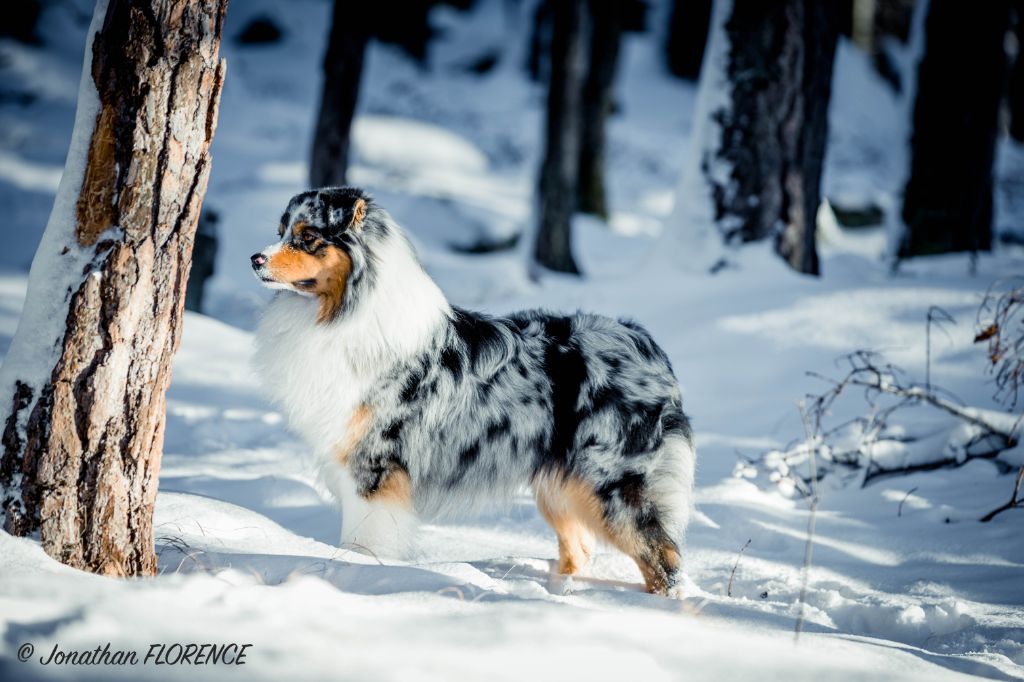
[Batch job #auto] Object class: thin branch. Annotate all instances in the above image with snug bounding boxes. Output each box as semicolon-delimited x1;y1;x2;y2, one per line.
726;539;751;598
897;487;919;517
794;401;820;643
926;306;955;391
979;466;1024;522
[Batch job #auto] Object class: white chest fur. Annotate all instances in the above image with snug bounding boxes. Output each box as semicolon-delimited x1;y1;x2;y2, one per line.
252;232;450;460
253;293;373;458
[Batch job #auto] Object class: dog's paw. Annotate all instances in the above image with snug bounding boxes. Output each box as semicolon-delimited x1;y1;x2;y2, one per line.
546;564;577;596
667;572;699;600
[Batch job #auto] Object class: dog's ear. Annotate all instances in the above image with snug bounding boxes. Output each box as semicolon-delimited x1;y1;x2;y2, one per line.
348;198;367;230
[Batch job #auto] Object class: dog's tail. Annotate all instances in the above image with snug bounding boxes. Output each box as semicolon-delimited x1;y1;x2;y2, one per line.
651;403;697;544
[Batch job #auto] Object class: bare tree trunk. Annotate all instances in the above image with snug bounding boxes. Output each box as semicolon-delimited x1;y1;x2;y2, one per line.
1008;2;1024;144
526;0;552;82
776;2;840;275
534;0;585;275
0;0;226;576
900;0;1010;257
665;0;712;80
576;0;623;221
710;0;839;275
309;1;370;188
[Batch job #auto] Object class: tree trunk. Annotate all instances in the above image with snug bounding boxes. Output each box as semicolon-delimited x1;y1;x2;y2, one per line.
534;0;585;275
526;1;551;82
1008;3;1024;144
0;0;226;576
900;0;1010;257
665;0;712;80
309;1;370;188
708;0;839;275
577;0;623;220
776;2;840;274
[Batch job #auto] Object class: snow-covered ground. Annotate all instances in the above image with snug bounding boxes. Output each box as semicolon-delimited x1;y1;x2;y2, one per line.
1;1;1023;680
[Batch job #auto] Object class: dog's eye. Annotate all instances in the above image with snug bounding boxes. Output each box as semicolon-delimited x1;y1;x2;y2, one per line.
300;231;316;244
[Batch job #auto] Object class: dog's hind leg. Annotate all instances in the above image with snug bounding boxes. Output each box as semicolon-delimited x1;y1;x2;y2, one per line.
534;476;597;576
600;434;695;596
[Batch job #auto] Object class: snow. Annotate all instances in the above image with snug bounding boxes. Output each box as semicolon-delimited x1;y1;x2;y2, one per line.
1;0;1024;680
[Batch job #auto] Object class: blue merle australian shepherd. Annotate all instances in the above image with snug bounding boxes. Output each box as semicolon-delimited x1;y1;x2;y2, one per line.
251;188;696;595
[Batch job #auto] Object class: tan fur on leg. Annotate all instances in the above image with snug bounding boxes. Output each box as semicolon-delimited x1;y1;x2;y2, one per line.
536;493;595;574
534;475;600;575
534;471;682;594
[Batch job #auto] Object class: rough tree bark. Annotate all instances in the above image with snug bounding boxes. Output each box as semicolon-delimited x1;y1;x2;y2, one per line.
0;0;226;576
900;0;1010;257
309;1;371;188
665;0;712;80
576;0;623;220
534;0;586;274
709;0;840;275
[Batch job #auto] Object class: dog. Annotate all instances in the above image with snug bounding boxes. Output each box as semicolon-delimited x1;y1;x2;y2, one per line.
251;187;696;595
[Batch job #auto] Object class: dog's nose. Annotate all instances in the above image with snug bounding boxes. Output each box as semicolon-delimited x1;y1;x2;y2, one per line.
251;253;267;268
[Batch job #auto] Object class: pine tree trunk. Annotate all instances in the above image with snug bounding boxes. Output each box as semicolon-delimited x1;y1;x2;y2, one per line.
526;0;551;82
1007;4;1024;144
309;1;370;188
0;0;226;576
776;2;840;275
576;0;622;220
900;1;1010;257
710;0;839;275
665;0;712;80
534;0;585;275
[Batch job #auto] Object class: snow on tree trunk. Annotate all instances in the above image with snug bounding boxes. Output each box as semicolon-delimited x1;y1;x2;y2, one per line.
576;0;623;221
0;0;226;576
309;1;370;188
899;0;1010;258
663;0;734;268
669;0;839;275
534;0;585;275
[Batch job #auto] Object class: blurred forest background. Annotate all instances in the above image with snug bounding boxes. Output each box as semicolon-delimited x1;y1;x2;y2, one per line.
1;0;1023;297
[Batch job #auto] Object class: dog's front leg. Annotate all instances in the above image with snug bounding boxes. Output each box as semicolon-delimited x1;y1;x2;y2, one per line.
332;463;418;559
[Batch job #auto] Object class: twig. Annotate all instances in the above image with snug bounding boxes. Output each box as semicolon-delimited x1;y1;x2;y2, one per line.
975;278;1024;408
925;306;955;391
794;401;820;643
979;466;1024;522
726;539;751;598
897;487;919;517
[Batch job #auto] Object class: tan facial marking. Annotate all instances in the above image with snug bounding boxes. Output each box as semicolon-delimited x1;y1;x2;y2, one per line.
264;242;352;324
368;468;413;508
336;404;373;465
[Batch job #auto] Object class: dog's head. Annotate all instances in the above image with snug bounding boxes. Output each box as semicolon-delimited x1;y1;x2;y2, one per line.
251;187;377;323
